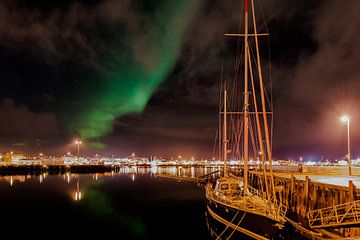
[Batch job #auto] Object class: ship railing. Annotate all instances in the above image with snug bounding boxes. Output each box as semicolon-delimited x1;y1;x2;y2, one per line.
207;184;286;222
248;185;266;198
249;186;287;221
270;196;287;222
308;199;360;228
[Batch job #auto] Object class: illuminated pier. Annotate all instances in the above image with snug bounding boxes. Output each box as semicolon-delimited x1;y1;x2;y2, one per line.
246;170;360;238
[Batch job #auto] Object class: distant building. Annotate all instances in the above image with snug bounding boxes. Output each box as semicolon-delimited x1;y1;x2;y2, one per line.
1;152;25;163
2;152;12;163
12;153;26;162
42;158;64;165
12;159;43;165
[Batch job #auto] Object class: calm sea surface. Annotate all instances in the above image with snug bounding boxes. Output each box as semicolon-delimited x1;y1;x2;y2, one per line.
0;167;213;239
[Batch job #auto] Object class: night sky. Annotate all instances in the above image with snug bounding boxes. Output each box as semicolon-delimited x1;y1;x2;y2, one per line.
0;0;359;160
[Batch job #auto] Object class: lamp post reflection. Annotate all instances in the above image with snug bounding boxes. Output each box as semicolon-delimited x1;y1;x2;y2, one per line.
74;176;82;201
132;173;135;182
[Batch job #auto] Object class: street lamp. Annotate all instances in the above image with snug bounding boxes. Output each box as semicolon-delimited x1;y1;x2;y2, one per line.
341;115;351;176
74;140;82;157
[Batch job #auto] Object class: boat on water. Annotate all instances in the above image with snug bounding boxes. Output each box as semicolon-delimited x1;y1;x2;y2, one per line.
205;0;287;239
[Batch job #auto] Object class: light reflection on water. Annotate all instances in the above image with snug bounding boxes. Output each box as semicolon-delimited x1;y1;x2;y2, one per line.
0;166;214;239
0;166;221;186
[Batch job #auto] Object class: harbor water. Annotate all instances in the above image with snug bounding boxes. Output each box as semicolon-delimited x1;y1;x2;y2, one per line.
0;166;314;239
0;167;210;239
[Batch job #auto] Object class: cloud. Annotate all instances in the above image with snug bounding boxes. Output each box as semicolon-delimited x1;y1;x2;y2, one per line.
163;0;360;158
0;0;141;66
0;0;359;158
0;0;204;142
0;98;59;141
267;0;360;159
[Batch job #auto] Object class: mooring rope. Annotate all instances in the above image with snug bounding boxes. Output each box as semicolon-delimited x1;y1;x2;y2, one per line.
226;211;247;240
215;209;241;240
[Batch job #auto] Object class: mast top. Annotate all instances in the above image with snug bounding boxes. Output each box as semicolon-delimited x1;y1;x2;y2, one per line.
244;0;249;13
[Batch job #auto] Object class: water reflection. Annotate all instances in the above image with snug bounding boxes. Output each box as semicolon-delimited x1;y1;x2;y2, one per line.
0;166;222;186
132;173;135;182
73;175;82;201
39;172;47;183
0;166;216;239
64;172;71;184
0;166;221;200
1;175;27;186
0;166;213;185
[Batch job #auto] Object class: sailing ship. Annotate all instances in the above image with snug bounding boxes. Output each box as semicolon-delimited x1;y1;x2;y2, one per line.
206;0;287;239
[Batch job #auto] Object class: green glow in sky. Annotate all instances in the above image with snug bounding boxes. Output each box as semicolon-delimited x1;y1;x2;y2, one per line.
64;1;200;142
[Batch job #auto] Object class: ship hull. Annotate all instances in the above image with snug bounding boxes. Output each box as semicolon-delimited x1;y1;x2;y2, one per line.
206;196;283;240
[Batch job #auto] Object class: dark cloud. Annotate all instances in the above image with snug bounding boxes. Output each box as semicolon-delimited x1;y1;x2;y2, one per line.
0;99;59;152
0;0;145;66
271;0;360;158
0;99;58;136
0;0;359;159
0;1;92;65
154;0;360;159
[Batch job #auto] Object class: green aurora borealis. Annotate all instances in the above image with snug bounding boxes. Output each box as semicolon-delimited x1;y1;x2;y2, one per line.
63;1;201;145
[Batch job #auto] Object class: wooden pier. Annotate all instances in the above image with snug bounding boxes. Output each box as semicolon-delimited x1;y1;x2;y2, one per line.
248;170;360;238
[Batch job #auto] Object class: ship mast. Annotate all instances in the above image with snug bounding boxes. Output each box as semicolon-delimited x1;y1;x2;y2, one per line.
223;0;273;197
243;0;249;193
223;89;228;177
250;0;275;196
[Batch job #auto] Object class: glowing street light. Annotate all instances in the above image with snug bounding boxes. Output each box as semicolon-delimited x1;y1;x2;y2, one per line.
74;140;82;157
341;115;351;175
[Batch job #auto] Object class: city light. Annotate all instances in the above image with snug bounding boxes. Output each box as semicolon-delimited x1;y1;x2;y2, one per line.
341;115;350;123
74;140;82;157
